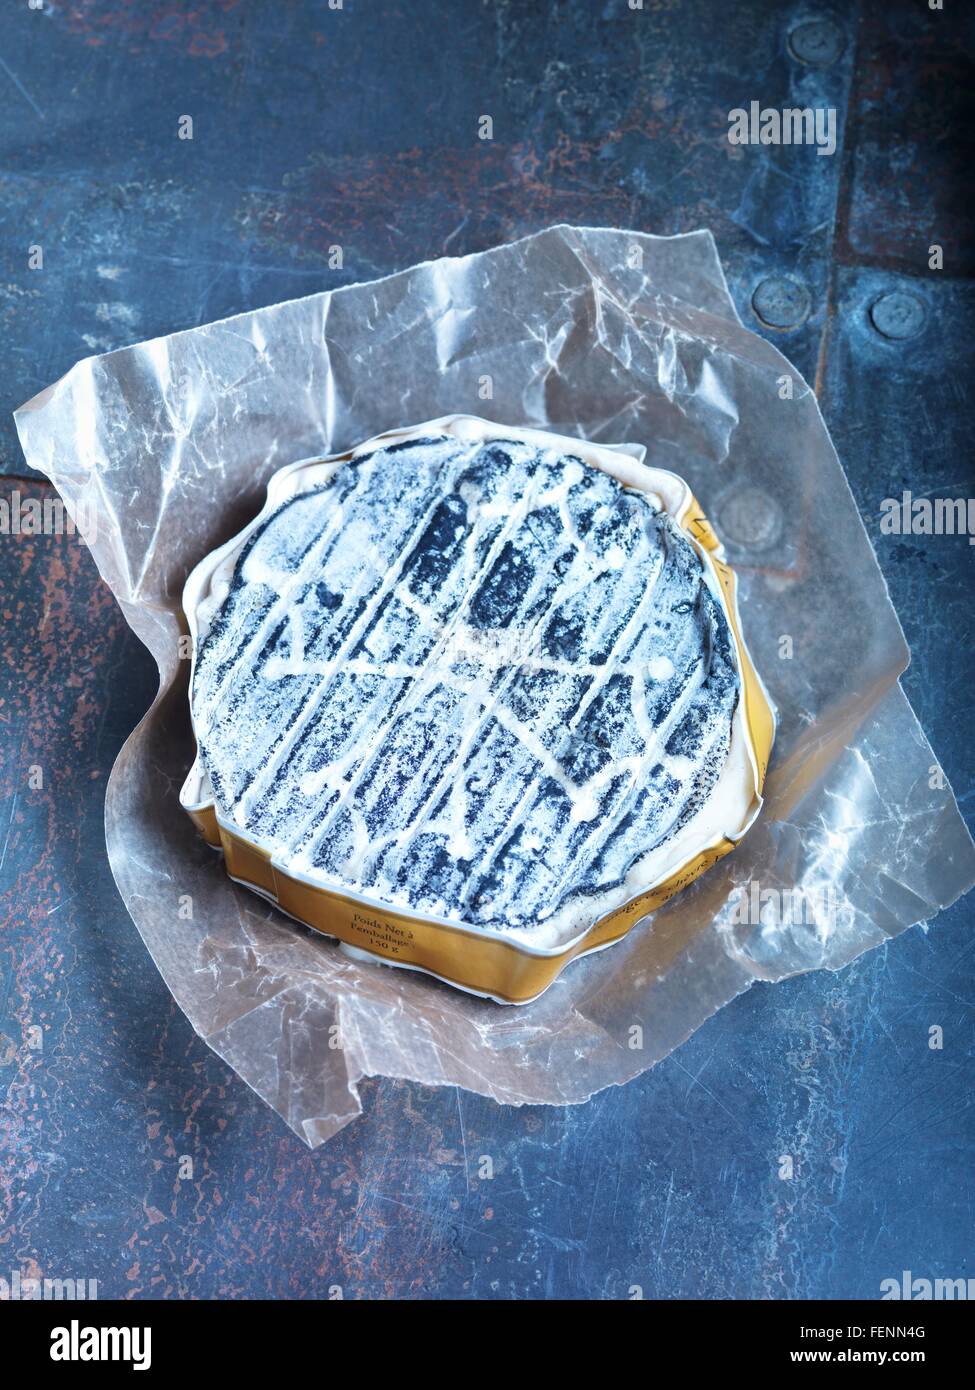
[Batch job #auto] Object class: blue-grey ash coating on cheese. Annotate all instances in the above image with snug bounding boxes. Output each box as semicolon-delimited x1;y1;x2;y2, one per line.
192;434;740;936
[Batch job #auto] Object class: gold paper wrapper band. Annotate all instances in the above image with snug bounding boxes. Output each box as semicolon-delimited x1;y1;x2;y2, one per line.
187;802;740;1003
183;490;775;1005
683;496;775;788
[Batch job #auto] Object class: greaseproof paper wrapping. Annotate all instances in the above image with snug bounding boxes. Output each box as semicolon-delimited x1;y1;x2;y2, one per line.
15;226;975;1146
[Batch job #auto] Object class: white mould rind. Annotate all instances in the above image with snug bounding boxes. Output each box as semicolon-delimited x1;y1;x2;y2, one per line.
181;416;764;952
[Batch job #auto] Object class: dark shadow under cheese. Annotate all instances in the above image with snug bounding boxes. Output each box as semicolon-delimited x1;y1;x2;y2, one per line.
192;434;740;934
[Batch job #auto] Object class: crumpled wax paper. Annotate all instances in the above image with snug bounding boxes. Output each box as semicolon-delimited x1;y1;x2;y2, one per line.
15;225;975;1146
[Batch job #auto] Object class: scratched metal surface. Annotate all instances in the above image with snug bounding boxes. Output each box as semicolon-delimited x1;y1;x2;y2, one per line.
1;1;972;1300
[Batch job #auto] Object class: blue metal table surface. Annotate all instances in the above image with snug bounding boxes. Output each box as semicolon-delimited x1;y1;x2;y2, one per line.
0;0;972;1299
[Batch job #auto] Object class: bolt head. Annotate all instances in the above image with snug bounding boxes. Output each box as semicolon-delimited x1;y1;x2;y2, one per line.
869;291;926;341
752;276;811;330
717;486;784;551
789;19;846;67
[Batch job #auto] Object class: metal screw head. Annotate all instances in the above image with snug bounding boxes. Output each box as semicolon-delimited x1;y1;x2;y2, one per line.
788;19;846;67
752;276;811;330
717;486;784;551
869;291;927;341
